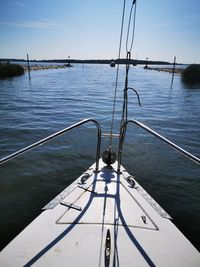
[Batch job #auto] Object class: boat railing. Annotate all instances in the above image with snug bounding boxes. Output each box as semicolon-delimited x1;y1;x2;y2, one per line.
0;118;101;171
117;119;200;172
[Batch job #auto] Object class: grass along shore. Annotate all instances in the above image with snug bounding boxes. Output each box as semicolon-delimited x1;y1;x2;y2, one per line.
0;63;25;79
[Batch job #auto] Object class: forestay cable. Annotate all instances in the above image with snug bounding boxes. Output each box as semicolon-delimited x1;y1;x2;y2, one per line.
100;0;138;167
120;0;138;130
109;0;137;149
126;0;137;53
109;0;126;148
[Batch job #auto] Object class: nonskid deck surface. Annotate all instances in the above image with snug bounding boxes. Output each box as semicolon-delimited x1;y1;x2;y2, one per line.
0;160;200;267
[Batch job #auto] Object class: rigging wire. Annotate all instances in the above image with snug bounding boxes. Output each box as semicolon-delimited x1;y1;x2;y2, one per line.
109;0;137;148
109;0;126;148
122;0;137;126
126;0;137;53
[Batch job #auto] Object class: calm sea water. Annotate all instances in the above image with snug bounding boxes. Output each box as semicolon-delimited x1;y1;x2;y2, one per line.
0;64;200;251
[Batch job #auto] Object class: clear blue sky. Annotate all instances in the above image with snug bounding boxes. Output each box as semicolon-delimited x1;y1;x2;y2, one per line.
0;0;199;63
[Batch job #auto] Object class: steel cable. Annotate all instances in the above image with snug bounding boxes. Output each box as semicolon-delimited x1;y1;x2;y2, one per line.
109;0;126;147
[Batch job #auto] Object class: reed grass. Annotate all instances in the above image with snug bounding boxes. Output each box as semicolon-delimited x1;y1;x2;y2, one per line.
0;63;25;79
182;64;200;84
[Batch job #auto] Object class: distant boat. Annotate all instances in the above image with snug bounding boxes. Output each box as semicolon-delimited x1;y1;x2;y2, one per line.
65;56;73;67
64;63;73;67
110;61;115;67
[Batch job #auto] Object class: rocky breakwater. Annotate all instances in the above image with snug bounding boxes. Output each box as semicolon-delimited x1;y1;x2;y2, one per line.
23;64;67;71
144;66;184;75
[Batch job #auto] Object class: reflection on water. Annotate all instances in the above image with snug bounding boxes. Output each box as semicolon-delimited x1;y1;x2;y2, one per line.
0;64;200;251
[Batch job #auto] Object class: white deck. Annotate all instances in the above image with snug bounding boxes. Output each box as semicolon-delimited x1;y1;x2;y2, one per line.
0;160;200;266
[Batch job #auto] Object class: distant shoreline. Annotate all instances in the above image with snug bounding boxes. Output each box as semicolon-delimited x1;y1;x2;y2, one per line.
1;58;177;66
